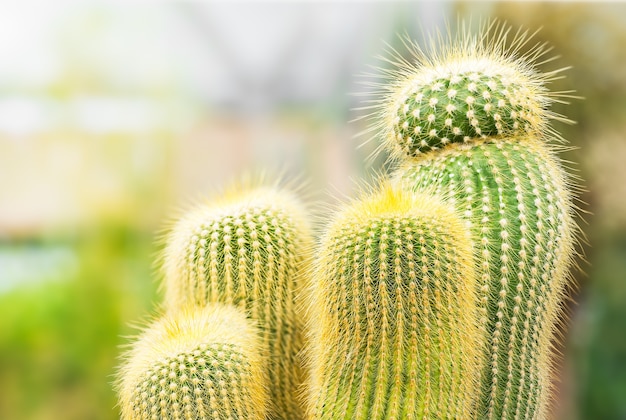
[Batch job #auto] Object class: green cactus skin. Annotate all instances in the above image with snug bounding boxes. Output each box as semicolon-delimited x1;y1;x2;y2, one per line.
307;184;480;420
162;185;313;420
394;138;576;419
117;305;267;420
376;26;579;419
372;24;574;163
387;57;548;157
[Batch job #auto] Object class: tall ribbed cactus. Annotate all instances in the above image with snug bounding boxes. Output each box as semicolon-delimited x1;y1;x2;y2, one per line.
308;184;480;419
371;24;578;419
116;305;267;420
162;183;313;419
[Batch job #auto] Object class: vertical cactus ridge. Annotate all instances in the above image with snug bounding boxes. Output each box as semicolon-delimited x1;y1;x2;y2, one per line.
162;184;313;420
116;305;267;420
394;138;577;419
364;21;573;162
307;184;481;419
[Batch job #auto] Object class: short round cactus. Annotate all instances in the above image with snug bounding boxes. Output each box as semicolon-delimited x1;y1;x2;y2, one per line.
387;68;544;155
116;305;267;420
375;26;567;161
307;184;481;419
162;183;313;419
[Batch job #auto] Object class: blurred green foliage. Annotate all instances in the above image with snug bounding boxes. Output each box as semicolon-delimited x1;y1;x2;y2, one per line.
0;225;159;420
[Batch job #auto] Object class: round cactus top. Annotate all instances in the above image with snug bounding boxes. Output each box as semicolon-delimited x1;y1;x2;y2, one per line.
116;305;268;420
389;60;543;155
374;24;565;160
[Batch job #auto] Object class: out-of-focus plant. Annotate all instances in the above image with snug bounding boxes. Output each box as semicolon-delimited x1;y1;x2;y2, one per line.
0;224;158;419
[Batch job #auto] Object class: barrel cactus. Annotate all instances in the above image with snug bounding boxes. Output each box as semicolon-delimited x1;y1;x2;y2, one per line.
307;183;481;419
116;305;267;420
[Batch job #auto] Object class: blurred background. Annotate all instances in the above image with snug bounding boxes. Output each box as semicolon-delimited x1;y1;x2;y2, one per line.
0;2;622;419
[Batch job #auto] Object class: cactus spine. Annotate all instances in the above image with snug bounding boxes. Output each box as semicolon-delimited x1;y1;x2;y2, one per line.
163;184;313;419
373;25;578;419
308;184;480;419
117;305;267;420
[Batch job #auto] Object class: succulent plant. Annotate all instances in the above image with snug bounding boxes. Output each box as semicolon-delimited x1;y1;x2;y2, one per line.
307;184;480;419
116;304;267;420
162;182;313;419
114;21;581;420
368;23;580;419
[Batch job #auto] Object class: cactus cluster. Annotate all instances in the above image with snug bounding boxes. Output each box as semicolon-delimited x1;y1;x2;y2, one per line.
377;29;577;419
117;305;267;420
116;21;578;420
306;23;577;420
162;185;313;419
117;182;313;420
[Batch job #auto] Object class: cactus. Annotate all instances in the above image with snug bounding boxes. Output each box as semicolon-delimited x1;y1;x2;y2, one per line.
307;183;480;419
369;24;578;419
162;182;313;419
116;304;267;420
114;21;581;420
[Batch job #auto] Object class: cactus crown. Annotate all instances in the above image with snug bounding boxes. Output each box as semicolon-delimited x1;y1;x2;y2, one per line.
307;182;481;419
116;305;267;420
368;21;571;160
162;181;311;310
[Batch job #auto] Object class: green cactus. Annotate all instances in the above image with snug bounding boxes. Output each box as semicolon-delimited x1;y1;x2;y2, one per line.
372;25;578;419
116;304;267;420
377;25;558;162
162;182;313;420
307;183;481;419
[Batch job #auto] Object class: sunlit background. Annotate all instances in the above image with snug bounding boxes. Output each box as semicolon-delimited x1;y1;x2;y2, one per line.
0;2;623;419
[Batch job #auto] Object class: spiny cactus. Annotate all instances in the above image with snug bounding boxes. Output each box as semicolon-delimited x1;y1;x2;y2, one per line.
162;183;313;419
370;23;579;419
116;304;267;420
377;24;563;161
307;183;480;419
